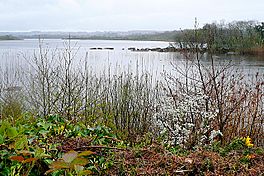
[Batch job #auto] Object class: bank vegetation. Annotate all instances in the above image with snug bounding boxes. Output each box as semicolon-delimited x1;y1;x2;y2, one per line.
0;33;263;175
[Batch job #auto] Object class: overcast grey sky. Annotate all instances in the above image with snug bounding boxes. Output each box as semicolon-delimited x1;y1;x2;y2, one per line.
0;0;263;31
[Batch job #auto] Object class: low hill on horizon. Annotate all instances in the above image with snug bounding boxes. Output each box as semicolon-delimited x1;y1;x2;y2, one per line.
0;30;180;42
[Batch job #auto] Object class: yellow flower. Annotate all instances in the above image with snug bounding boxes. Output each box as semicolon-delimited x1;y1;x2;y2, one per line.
57;125;65;134
60;125;65;131
244;136;253;148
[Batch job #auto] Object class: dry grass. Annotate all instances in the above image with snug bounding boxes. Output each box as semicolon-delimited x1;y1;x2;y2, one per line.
109;143;264;176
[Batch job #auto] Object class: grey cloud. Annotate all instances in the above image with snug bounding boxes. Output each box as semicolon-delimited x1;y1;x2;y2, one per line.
0;0;263;31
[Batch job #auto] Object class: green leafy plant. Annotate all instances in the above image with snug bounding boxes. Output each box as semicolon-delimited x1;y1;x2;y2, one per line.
46;150;95;175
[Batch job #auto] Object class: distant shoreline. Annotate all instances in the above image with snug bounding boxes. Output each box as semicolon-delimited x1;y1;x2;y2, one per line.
1;36;263;56
62;37;174;42
0;35;22;41
0;30;179;42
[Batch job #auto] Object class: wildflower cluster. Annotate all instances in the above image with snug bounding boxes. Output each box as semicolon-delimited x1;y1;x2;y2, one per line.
243;136;254;148
154;90;218;147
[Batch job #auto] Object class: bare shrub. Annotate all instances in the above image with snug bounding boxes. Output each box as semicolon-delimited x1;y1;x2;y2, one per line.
19;40;158;141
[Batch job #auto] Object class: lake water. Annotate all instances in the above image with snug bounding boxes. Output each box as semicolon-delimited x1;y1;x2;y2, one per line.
0;39;263;79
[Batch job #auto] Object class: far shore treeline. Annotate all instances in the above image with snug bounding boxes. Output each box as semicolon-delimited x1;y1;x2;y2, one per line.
1;20;263;55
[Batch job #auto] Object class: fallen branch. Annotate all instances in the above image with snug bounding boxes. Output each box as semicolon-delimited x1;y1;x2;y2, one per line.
75;145;128;151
